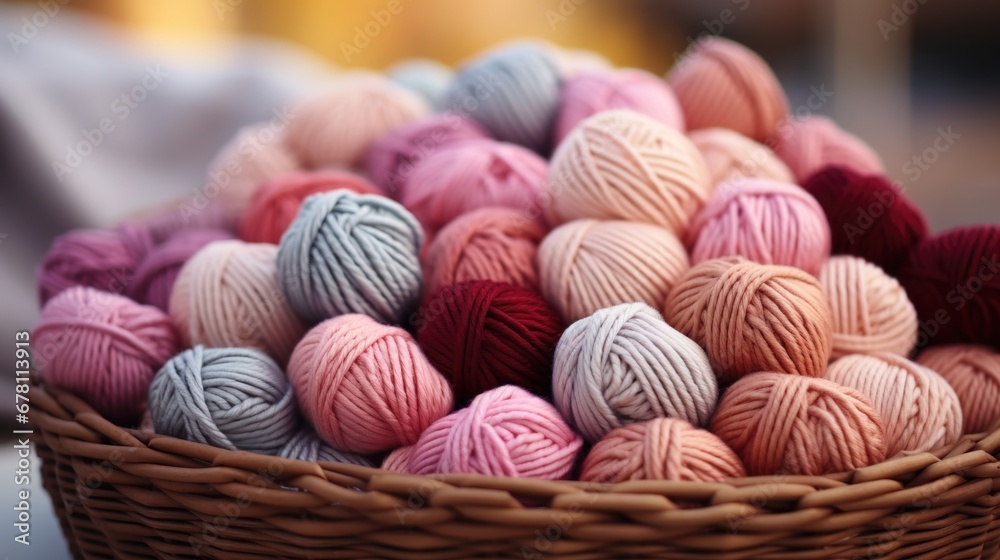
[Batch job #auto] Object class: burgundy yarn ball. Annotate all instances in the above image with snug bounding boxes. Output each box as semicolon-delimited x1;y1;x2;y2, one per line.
804;166;928;273
416;280;563;402
129;229;233;311
898;226;1000;348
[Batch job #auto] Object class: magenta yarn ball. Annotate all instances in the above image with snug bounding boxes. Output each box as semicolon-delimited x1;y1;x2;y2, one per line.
129;229;233;311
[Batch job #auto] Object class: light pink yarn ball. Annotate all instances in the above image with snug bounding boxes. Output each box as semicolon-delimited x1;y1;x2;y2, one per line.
687;178;831;274
206;123;300;219
916;345;1000;434
773;115;885;183
285;73;429;169
381;445;415;472
400;139;548;232
400;385;583;479
554;69;685;146
688;128;793;188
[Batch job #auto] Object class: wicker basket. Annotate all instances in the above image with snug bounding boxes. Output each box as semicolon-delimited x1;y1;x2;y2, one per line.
32;382;1000;560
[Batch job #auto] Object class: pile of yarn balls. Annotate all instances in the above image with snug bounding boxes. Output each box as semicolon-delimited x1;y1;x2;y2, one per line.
32;37;1000;482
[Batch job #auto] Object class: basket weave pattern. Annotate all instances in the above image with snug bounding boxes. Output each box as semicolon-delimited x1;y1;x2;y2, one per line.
32;383;1000;559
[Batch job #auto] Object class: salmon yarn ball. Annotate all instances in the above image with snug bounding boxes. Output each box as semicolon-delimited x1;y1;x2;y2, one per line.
206;123;301;219
284;73;429;168
826;353;963;456
547;110;710;234
666;37;789;142
818;256;918;358
287;314;453;454
538;219;690;323
580;418;745;483
238;171;380;244
917;345;1000;433
711;372;887;475
773;116;885;183
129;228;233;312
422;207;546;297
687;179;831;274
688;128;793;188
664;257;833;381
169;240;305;364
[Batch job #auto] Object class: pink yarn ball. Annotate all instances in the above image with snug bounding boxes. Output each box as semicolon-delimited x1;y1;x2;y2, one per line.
916;345;1000;434
688;128;793;189
398;385;583;479
400;139;548;232
365;114;491;195
381;445;415;472
773;116;885;183
554;69;685;146
687;179;831;274
287;314;454;454
129;229;233;312
206;123;301;219
32;286;180;425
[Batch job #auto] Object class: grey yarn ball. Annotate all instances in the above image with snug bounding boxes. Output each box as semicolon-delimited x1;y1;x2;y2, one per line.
276;190;424;325
148;346;299;455
277;427;374;467
388;59;453;111
445;43;562;153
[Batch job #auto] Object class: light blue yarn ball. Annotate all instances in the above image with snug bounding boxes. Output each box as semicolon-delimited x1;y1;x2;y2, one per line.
277;427;374;466
445;43;562;153
388;59;454;111
148;346;299;455
276;190;424;325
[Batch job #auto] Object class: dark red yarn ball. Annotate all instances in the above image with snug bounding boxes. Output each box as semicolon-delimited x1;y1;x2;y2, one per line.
416;280;563;402
803;165;928;272
898;225;1000;349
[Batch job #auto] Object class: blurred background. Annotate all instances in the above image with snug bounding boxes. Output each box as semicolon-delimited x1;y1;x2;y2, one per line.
1;1;998;558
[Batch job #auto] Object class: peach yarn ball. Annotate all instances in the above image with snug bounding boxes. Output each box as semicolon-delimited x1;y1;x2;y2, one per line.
773;116;885;183
664;257;832;381
825;353;963;456
711;372;887;476
546;109;710;235
917;345;1000;433
422;207;546;297
580;418;745;483
538;219;690;323
206;123;300;219
688;128;793;188
686;179;831;275
818;256;918;358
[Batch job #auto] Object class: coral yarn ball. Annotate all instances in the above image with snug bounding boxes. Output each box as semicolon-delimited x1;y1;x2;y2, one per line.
287;314;453;453
804;166;927;273
711;372;887;475
32;286;180;425
546;110;710;234
580;418;745;483
416;280;563;402
688;128;793;188
130;228;233;311
687;179;831;274
206;123;301;219
238;170;380;244
917;345;1000;433
818;256;918;358
774;116;885;183
664;257;833;381
666;37;789;142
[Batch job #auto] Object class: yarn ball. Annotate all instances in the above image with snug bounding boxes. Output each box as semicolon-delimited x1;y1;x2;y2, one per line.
686;178;831;275
416;280;563;402
553;303;718;443
664;257;833;381
422;207;546;297
206;122;301;219
37;225;154;305
364;114;490;196
400;385;582;479
688;128;794;188
400;139;547;232
711;372;887;475
238;170;380;245
773;116;885;183
805;166;928;273
916;345;1000;433
818;256;918;358
276;190;423;325
825;353;963;456
580;418;745;483
546;109;710;234
33;286;179;425
445;43;561;152
554;69;685;146
538;219;690;323
277;427;375;466
897;225;1000;347
666;37;788;142
387;59;454;110
137;202;234;245
170;240;305;364
287;314;453;453
129;229;233;311
284;73;429;168
148;346;299;455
